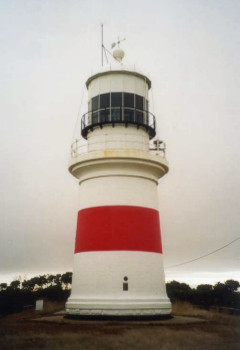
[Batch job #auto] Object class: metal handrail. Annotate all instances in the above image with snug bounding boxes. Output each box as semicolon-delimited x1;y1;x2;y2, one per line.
81;107;156;139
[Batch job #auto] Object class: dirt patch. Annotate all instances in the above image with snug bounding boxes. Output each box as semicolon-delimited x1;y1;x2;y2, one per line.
0;305;239;350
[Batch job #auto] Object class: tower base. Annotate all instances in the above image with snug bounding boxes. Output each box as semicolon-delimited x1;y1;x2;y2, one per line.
66;298;171;316
66;251;171;317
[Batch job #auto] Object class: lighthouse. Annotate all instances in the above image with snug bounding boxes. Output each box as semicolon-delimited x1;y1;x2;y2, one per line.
66;47;171;316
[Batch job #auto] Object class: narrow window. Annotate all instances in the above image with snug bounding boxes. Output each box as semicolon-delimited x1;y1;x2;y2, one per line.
123;276;128;291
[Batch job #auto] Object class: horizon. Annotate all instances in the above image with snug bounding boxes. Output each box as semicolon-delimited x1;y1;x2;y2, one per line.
1;269;239;289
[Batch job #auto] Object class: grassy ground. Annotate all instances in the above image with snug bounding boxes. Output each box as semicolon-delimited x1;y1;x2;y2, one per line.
0;302;239;350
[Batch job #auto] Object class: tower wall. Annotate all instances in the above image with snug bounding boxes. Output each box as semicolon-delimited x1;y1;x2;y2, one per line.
88;125;149;152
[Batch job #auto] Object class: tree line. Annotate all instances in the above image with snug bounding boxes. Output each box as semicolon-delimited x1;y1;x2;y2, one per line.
0;272;72;315
0;273;239;315
166;279;240;309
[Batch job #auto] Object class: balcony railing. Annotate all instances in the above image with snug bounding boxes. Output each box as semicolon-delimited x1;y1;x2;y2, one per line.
81;107;156;139
70;137;166;159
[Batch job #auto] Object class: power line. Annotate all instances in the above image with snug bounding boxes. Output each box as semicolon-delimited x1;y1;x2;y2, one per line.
165;236;240;269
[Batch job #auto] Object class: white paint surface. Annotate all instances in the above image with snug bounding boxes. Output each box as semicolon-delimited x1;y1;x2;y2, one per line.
88;125;149;152
78;175;159;211
87;69;149;100
66;251;171;315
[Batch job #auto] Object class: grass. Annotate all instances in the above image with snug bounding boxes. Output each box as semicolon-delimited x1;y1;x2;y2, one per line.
0;302;239;350
172;301;240;326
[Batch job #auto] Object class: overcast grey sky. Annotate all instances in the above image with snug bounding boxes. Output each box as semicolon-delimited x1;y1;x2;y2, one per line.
0;0;239;286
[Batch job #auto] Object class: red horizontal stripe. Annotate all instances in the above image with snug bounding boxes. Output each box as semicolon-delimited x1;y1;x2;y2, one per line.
75;206;162;254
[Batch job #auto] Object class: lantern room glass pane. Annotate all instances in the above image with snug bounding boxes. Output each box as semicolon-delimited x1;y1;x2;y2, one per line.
136;94;143;110
91;96;99;124
111;93;122;121
92;111;98;124
124;108;135;122
111;92;122;107
100;109;110;122
145;99;149;125
92;96;99;111
111;107;121;121
123;93;134;122
100;93;110;109
136;95;143;124
124;93;134;108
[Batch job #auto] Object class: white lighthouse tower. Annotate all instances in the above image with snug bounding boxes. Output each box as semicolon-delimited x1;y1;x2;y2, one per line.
66;47;171;316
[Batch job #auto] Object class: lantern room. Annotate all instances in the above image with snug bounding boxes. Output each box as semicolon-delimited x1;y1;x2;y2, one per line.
81;67;156;140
